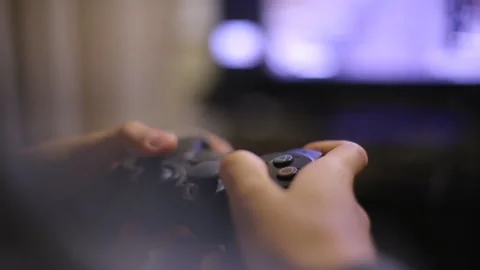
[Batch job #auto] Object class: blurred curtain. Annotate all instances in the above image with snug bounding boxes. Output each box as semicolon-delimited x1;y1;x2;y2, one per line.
5;0;220;146
1;0;22;151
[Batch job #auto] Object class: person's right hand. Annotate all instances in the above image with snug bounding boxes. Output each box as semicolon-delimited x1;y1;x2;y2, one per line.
219;141;376;270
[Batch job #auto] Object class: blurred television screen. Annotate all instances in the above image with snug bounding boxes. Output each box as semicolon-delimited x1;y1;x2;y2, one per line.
209;0;480;84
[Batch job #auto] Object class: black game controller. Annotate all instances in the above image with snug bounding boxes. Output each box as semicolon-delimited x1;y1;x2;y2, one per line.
113;137;323;244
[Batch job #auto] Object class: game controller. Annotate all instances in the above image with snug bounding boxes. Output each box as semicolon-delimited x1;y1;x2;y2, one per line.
112;137;323;244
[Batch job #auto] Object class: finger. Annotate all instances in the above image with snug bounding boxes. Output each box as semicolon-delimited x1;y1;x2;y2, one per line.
304;140;368;173
220;150;282;202
292;141;368;191
203;132;234;154
171;127;233;153
20;121;178;169
112;121;178;158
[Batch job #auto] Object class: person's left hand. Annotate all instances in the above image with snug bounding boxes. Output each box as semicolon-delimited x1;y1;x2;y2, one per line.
15;121;232;270
19;121;232;190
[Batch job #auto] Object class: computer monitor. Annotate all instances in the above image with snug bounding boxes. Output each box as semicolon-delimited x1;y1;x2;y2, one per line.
209;0;480;84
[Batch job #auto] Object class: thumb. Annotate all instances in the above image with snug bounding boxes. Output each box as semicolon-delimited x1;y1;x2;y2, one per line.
219;150;282;202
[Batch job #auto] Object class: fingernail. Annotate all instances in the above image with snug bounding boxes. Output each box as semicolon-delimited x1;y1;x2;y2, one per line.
146;131;176;150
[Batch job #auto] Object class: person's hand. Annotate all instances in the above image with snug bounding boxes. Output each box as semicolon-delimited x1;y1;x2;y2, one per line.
18;121;232;196
220;141;375;270
14;121;233;270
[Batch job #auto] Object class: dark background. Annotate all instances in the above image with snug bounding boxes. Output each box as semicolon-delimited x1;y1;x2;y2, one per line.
204;1;480;268
203;74;480;270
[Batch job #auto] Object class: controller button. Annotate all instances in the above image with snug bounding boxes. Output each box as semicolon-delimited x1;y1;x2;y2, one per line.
277;166;298;180
272;154;294;167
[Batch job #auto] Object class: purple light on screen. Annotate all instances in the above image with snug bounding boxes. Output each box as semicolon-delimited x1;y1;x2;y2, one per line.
261;0;480;82
426;31;480;84
209;20;264;69
265;40;339;79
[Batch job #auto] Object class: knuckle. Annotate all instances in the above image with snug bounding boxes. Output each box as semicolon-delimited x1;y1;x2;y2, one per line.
341;141;368;166
113;121;149;150
119;120;142;131
117;121;143;138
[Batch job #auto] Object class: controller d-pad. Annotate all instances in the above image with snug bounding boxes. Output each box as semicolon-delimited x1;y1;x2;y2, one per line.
277;166;298;181
271;154;294;168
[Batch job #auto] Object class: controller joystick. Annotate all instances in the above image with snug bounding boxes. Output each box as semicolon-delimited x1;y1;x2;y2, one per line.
116;137;323;244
